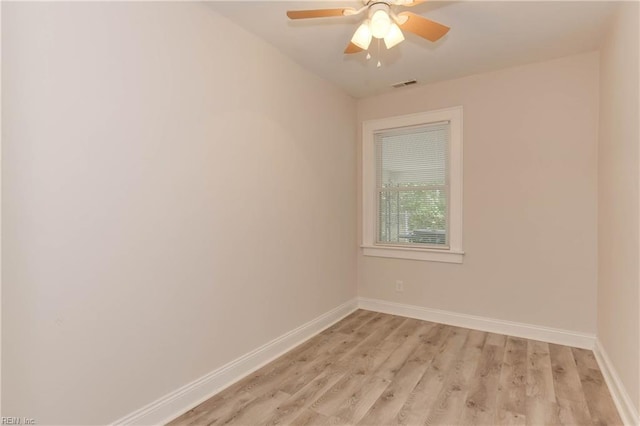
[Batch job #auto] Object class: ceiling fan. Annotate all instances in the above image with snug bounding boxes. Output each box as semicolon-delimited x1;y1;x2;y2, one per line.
286;1;450;54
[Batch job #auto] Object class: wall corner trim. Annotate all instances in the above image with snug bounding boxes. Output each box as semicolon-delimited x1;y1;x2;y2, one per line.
593;339;640;426
111;298;358;426
357;297;596;350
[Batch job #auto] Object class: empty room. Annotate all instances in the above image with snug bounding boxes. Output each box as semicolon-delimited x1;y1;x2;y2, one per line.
2;0;639;425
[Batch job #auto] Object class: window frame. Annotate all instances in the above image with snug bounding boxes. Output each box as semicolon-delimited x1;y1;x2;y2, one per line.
362;106;464;263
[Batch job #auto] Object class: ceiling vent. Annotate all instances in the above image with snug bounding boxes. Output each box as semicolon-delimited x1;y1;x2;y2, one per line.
392;79;417;88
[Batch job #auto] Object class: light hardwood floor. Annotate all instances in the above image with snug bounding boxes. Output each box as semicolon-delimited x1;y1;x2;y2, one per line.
168;310;622;425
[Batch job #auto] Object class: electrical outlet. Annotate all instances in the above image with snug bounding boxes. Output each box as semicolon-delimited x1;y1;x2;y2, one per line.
395;280;404;292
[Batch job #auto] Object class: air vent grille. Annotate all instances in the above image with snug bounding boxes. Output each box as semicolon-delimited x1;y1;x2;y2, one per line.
392;79;417;88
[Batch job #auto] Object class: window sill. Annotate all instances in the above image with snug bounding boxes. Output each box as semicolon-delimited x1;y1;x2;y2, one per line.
361;245;464;263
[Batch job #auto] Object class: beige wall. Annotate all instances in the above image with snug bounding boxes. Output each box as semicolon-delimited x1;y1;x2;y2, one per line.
357;52;600;334
598;1;640;415
1;3;357;424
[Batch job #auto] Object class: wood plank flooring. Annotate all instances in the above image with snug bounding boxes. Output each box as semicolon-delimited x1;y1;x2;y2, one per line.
168;310;622;425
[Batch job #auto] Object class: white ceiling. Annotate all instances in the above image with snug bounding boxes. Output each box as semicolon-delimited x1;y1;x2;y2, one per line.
210;1;616;98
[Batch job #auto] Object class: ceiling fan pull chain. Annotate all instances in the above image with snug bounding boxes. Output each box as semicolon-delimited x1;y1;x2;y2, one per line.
377;39;382;68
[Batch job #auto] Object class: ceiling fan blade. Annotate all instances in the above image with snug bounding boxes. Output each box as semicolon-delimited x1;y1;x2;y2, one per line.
286;8;356;20
344;41;365;54
397;12;450;42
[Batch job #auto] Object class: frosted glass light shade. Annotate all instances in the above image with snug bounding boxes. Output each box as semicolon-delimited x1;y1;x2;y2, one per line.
351;21;372;50
384;23;405;49
370;10;391;39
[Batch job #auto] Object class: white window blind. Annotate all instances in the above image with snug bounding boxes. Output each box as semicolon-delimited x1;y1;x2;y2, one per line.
375;122;450;248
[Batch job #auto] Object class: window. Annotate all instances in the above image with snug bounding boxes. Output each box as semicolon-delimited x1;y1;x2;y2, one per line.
362;107;463;263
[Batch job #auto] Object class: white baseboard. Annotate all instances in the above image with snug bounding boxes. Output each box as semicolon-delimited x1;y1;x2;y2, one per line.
111;296;605;425
358;297;595;350
111;298;358;426
593;339;640;426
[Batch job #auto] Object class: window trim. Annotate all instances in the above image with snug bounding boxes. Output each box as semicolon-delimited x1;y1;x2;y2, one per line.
362;106;464;264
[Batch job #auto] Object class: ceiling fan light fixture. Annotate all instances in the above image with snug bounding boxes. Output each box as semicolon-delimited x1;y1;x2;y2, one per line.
351;21;373;49
384;23;404;49
370;9;391;39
